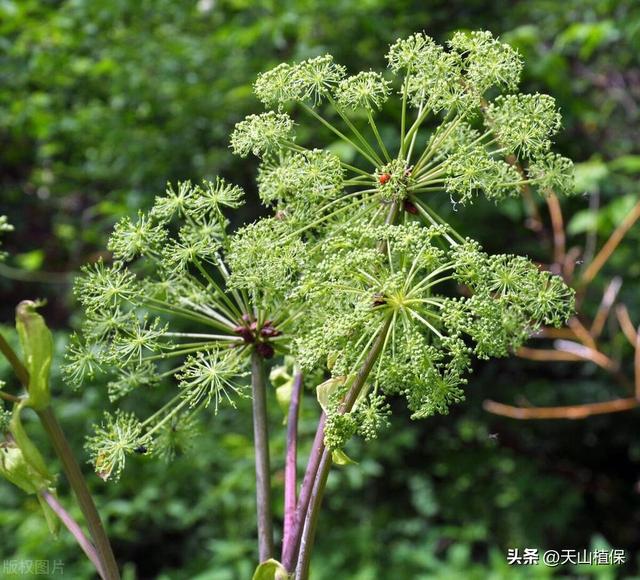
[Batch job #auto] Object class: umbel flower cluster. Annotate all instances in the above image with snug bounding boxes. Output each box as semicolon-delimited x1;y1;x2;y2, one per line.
69;181;297;480
72;31;576;481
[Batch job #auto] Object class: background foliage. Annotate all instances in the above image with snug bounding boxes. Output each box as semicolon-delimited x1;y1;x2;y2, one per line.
1;0;639;577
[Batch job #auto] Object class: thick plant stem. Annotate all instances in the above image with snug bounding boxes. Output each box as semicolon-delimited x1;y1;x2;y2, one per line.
250;350;274;562
38;407;121;580
282;371;303;557
281;412;326;572
289;201;400;574
293;317;393;576
40;490;104;577
295;448;331;580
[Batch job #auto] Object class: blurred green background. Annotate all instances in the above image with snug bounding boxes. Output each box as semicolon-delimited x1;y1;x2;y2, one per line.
1;0;640;578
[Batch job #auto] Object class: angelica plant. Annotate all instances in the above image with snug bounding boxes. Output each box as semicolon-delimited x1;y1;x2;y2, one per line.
230;30;577;577
73;30;577;579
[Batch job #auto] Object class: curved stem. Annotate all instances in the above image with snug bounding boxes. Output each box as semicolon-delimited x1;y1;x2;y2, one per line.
38;407;120;580
0;333;119;579
40;490;104;578
281;413;326;572
295;448;331;580
250;350;274;561
295;316;393;578
0;333;28;385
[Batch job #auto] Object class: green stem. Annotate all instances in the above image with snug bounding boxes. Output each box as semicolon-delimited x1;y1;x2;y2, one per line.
367;111;391;163
192;258;243;321
413;200;465;244
399;73;409;159
301;103;379;167
329;97;383;166
251;350;274;561
403;104;431;151
0;335;119;578
38;407;120;580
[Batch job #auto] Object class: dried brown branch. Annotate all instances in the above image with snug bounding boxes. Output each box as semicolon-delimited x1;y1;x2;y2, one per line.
615;305;637;346
546;193;566;270
580;199;640;286
553;340;617;372
531;327;578;340
484;397;638;420
563;246;582;282
516;346;582;362
567;317;597;350
591;277;622;338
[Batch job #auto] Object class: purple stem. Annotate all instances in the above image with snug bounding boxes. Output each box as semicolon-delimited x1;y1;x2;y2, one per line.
296;448;332;579
292;315;393;575
282;371;303;555
281;412;326;572
40;490;105;578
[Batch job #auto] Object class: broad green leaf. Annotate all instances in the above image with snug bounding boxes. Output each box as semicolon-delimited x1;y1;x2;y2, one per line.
0;445;40;494
16;300;53;410
605;195;638;226
556;21;619;60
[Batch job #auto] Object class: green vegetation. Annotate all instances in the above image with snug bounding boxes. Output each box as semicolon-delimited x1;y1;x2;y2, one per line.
1;1;639;578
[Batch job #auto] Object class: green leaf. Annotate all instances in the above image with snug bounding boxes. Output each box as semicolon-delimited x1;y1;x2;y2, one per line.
10;401;54;484
15;249;44;271
0;445;40;494
606;195;639;227
332;448;358;466
609;155;640;174
252;558;288;580
16;300;53;410
567;210;598;235
556;21;619;60
316;376;346;414
269;364;294;417
573;158;608;194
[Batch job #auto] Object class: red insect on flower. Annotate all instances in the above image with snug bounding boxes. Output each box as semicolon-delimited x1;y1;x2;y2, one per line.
379;173;391;185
